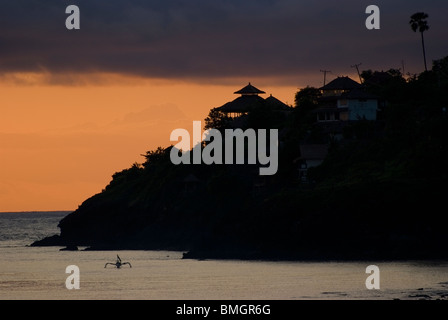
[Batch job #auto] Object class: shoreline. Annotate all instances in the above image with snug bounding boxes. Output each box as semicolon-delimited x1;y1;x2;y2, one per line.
31;236;448;263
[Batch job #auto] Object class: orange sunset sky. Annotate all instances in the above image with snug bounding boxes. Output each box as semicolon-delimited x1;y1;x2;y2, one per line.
0;74;307;212
1;1;447;212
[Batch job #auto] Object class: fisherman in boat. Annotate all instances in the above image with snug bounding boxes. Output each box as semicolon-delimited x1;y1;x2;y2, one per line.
104;255;132;268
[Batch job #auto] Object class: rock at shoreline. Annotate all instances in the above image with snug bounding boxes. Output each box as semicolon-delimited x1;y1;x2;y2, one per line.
30;234;63;247
60;245;79;251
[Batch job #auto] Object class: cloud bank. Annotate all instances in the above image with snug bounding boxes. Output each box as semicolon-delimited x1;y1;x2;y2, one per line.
1;0;447;84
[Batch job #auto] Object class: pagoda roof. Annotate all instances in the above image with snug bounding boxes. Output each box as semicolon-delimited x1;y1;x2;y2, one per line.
320;76;362;91
234;83;266;95
216;95;265;113
216;94;291;113
265;95;291;111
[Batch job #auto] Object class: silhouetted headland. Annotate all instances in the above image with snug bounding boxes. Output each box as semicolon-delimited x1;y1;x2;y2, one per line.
32;58;448;261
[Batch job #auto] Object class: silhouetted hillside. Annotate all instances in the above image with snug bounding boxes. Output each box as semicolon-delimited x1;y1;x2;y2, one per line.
33;56;448;260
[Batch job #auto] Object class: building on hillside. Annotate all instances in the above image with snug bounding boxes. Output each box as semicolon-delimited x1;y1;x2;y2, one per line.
315;76;379;122
321;76;362;97
337;88;379;121
216;83;291;118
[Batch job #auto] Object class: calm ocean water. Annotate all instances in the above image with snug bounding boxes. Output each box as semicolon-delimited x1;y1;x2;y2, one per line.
0;211;447;300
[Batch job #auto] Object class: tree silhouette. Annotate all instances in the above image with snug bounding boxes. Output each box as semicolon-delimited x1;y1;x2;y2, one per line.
204;108;231;131
410;12;430;72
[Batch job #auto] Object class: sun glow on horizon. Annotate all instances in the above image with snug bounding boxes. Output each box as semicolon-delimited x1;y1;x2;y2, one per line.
1;72;301;212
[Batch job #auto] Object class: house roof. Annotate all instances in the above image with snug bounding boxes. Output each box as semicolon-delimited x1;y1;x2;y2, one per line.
216;94;292;113
265;94;291;111
216;84;290;114
235;83;266;95
321;76;362;91
216;95;265;113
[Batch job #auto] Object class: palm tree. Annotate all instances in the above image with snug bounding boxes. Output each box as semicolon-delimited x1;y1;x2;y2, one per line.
410;12;430;72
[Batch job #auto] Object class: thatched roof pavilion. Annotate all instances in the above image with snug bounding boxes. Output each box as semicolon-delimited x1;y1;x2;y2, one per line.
216;83;290;118
234;83;266;95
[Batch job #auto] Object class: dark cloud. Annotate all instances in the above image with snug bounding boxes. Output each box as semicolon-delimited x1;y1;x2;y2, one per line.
1;0;447;84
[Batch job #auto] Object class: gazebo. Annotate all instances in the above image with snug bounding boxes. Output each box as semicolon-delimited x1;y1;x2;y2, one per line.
234;83;266;95
216;83;290;118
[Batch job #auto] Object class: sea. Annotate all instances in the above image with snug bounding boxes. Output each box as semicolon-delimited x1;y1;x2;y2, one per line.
0;211;447;301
